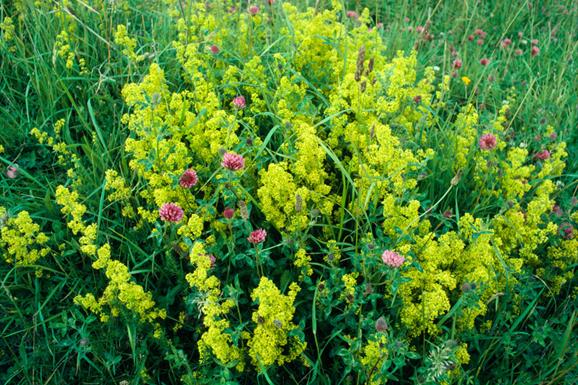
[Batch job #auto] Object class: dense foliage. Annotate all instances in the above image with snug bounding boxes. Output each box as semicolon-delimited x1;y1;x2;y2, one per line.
1;1;577;384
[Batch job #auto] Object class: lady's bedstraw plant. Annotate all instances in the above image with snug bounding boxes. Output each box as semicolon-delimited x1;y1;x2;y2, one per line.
102;1;577;381
1;1;576;384
0;208;50;271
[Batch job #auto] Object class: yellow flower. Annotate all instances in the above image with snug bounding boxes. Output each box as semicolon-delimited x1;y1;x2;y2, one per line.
461;76;471;86
177;214;204;239
105;170;131;201
341;273;358;303
247;277;305;368
360;334;388;384
114;24;143;62
294;248;313;279
1;17;15;42
0;210;50;266
185;242;244;370
55;185;87;235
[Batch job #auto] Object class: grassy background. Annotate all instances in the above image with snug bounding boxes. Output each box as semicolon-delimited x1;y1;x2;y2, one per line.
1;0;577;384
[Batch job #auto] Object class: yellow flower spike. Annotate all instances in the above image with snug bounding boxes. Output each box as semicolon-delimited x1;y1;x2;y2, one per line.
55;186;86;234
1;17;15;44
92;244;111;270
105;170;131;202
54;31;76;69
452;104;479;171
360;334;388;384
0;210;50;266
341;273;358;303
29;121;77;167
185;242;244;369
177;214;204;239
294;249;313;279
248;277;305;368
257;162;302;231
56;184;165;326
114;24;144;62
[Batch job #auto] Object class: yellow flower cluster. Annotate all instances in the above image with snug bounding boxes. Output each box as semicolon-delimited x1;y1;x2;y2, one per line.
247;277;305;368
92;243;111;270
499;147;534;200
55;185;88;235
75;259;166;327
257;79;336;231
453;215;517;329
382;195;425;241
282;3;343;85
399;232;458;336
258;160;331;232
258;9;436;231
185;242;244;370
56;185;165;328
293;248;313;280
393;168;572;334
0;209;50;266
494;180;558;266
104;170;131;202
546;238;578;293
313;22;436;208
120;62;241;226
0;16;14;41
359;334;388;385
391;205;519;335
177;214;204;239
49;2;89;72
54;31;76;69
451;104;479;171
341;272;358;304
258;9;441;231
1;16;15;52
258;83;336;229
114;24;143;62
257;163;303;230
30;119;79;166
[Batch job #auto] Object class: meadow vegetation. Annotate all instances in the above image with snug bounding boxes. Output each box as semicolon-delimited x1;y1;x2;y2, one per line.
0;1;577;384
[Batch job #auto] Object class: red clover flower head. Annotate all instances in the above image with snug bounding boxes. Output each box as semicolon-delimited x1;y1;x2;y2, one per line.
159;203;184;223
381;250;405;268
479;133;497;150
248;228;267;244
179;169;198;188
222;152;245;171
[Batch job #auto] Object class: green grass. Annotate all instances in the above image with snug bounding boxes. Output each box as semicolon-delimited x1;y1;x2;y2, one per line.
1;1;577;384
